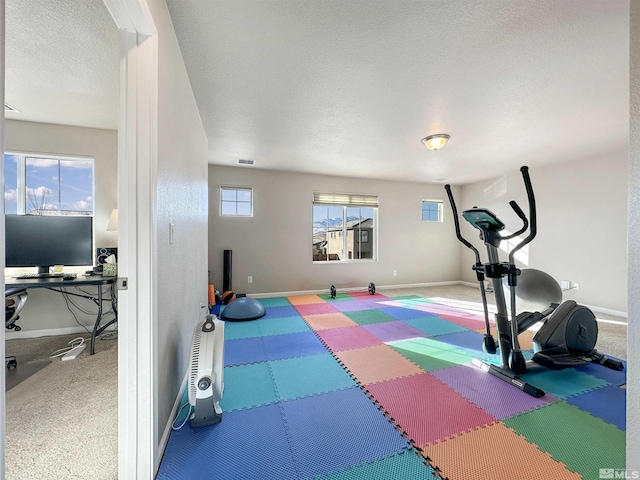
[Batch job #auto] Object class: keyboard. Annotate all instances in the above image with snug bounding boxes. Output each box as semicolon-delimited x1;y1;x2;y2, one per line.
14;272;65;280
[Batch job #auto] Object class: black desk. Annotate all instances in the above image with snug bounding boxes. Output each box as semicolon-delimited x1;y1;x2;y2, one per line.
4;275;118;355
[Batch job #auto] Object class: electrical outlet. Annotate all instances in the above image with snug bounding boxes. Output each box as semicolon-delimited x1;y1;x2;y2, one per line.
574;282;579;291
561;280;570;290
393;270;397;276
247;276;253;284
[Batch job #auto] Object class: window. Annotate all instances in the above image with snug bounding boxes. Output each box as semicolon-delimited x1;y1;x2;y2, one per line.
4;153;94;216
422;200;443;222
499;229;530;266
312;192;378;262
220;186;252;217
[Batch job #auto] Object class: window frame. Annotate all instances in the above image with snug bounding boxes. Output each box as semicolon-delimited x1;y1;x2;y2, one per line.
422;199;444;222
219;186;253;217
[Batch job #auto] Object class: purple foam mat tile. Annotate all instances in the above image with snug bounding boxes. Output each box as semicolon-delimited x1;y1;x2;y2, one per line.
157;403;298;480
224;336;267;366
294;302;340;316
378;306;438;321
315;325;384;351
363;321;428;343
279;387;410;479
262;331;328;360
566;384;626;431
575;360;627;386
333;300;382;312
431;364;558;419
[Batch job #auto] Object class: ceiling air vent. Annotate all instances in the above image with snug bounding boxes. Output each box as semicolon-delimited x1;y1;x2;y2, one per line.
4;103;19;113
237;159;255;166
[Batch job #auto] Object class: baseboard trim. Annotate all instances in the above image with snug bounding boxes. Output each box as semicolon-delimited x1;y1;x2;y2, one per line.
248;280;466;299
158;369;189;467
5;324;116;340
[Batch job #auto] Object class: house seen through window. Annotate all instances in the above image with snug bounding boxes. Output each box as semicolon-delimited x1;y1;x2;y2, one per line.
4;153;94;216
312;192;378;262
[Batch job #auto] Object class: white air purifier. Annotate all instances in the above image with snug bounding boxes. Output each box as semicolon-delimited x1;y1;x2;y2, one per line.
188;314;225;427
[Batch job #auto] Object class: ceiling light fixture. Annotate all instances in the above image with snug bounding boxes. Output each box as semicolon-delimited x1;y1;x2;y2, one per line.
421;134;450;151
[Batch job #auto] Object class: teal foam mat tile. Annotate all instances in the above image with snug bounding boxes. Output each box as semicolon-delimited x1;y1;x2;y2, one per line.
224;316;310;340
270;353;357;400
315;450;439;480
520;368;609;399
220;362;278;411
258;297;292;307
403;316;469;336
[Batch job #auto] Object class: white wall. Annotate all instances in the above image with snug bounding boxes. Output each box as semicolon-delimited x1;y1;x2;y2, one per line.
4;120;118;334
458;154;628;313
208;166;462;295
627;0;639;470
146;0;209;453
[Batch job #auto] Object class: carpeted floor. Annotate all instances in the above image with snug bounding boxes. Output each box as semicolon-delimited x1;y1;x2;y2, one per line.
158;287;626;479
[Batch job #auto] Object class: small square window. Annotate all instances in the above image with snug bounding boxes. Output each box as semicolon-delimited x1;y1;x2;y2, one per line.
220;187;253;217
422;200;443;222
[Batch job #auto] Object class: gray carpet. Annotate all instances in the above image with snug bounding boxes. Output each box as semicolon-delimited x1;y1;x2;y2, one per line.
5;334;118;480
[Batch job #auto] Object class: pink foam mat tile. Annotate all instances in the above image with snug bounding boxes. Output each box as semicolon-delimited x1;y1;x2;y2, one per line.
315;325;384;352
348;291;388;300
334;344;425;385
365;372;497;446
294;302;340;316
437;313;494;329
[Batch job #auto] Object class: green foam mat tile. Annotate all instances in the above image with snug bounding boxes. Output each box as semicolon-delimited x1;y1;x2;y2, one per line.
315;450;439;480
503;401;625;478
219;362;278;411
269;353;357;400
344;309;398;325
389;344;457;372
257;297;292;307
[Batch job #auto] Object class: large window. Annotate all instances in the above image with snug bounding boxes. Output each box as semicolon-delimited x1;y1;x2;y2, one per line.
312;193;377;262
4;153;94;216
220;186;253;217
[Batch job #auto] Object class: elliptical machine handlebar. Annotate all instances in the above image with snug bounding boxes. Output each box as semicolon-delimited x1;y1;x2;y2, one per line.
444;184;481;264
508;166;537;265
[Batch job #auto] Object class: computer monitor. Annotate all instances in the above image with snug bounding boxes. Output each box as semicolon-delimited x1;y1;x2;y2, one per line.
5;214;94;273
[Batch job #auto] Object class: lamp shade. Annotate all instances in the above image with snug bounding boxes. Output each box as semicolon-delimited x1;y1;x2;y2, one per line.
421;134;450;150
107;209;118;232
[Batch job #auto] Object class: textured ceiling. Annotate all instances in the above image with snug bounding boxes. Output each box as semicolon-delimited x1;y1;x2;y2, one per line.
5;0;119;130
167;0;629;185
5;1;629;185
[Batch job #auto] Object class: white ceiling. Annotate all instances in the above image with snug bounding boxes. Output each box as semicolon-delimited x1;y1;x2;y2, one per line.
5;1;629;185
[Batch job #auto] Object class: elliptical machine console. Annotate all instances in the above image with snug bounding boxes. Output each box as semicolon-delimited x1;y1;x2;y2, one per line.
445;166;622;398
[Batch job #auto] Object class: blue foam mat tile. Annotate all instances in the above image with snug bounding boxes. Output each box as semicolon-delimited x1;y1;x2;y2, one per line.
378;306;436;321
280;387;410;479
262;331;327;361
224;336;266;366
520;368;609;399
436;329;487;352
263;305;300;319
575;359;627;386
566;384;626;431
157;403;298;480
314;450;439;480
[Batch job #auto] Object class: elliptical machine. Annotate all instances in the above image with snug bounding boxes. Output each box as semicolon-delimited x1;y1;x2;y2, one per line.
445;166;622;398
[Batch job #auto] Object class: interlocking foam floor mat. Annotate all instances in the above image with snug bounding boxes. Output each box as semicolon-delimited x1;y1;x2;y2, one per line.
158;291;626;479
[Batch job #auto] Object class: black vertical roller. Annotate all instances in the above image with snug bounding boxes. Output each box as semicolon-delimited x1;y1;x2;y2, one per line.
223;249;232;292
